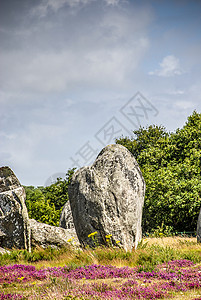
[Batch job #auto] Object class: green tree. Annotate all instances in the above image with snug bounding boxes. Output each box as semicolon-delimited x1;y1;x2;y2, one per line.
43;168;76;211
116;111;201;233
24;168;76;226
24;186;59;226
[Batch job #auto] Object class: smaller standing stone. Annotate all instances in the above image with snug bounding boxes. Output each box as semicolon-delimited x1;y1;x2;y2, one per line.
59;201;75;229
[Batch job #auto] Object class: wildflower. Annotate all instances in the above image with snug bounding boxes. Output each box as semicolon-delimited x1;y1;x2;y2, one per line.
88;231;98;237
67;237;74;242
116;240;120;244
17;277;25;281
105;234;112;239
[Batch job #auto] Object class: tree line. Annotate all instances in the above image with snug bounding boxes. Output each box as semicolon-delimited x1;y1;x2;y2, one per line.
25;111;201;234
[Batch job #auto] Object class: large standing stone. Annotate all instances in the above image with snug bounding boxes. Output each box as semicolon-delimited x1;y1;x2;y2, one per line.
30;219;79;248
0;166;31;251
59;201;75;229
68;144;145;251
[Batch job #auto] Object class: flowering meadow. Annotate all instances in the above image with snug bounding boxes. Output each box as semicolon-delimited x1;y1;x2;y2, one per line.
1;259;201;299
1;237;201;299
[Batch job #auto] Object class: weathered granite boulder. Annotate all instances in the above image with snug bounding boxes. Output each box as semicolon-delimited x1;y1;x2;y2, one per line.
59;201;75;229
30;219;79;248
68;144;145;251
197;209;201;242
0;166;31;251
0;247;10;255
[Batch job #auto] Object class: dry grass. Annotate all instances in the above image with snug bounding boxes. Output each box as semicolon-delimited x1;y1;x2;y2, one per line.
2;236;200;269
172;289;201;299
143;236;197;247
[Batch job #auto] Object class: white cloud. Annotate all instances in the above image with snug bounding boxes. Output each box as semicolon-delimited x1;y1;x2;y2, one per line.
0;45;148;93
0;132;17;141
104;0;123;6
31;0;128;18
174;100;194;110
167;89;185;95
149;55;184;77
1;0;201;186
0;5;151;94
31;0;95;17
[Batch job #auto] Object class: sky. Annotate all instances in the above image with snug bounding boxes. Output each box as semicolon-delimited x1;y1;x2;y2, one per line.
0;0;201;186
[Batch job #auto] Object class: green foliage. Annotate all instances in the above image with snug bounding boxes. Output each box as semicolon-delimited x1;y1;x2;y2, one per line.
116;124;168;161
24;168;76;226
0;247;70;265
116;111;201;233
148;223;174;238
43;168;75;211
24;185;59;226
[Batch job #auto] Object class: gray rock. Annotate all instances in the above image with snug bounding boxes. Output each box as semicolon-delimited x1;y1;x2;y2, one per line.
197;209;201;242
0;166;31;251
59;201;75;229
0;247;10;255
30;219;79;248
68;144;145;251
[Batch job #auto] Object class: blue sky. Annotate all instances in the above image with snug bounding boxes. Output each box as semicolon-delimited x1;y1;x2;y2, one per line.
0;0;201;186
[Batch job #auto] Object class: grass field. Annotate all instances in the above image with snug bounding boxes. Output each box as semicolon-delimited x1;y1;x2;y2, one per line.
1;237;201;299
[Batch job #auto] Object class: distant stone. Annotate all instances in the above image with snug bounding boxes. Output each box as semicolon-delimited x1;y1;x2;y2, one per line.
59;201;75;229
30;219;79;248
197;209;201;243
0;166;31;251
68;144;145;251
